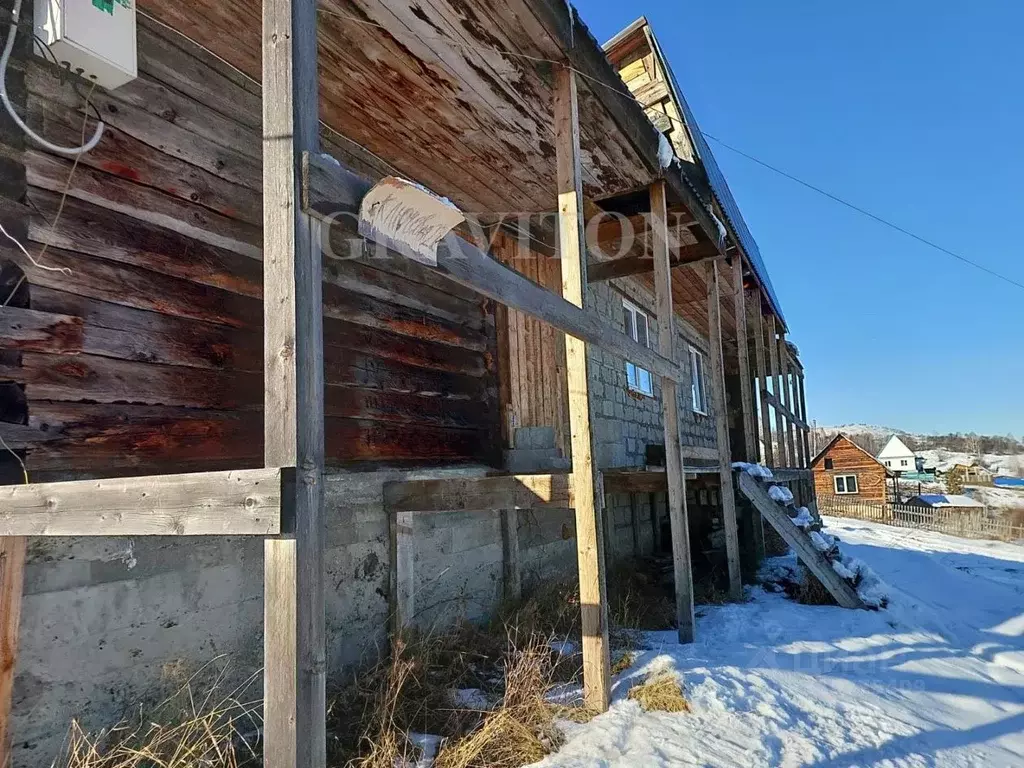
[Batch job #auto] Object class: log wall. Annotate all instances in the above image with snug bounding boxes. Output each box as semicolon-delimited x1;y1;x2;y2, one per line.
0;18;500;479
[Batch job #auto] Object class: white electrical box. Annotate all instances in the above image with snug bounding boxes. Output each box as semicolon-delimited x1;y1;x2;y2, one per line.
34;0;137;90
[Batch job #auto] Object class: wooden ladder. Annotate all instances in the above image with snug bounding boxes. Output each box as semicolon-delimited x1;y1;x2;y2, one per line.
737;472;865;610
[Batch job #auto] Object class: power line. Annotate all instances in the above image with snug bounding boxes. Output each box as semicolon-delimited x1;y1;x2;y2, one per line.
701;132;1024;292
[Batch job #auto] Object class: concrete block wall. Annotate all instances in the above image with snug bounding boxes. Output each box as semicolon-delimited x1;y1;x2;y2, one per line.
585;277;717;472
10;467;579;766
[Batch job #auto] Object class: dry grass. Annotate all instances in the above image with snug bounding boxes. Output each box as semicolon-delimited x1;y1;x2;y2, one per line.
611;651;636;676
54;661;261;768
434;636;562;768
626;672;690;714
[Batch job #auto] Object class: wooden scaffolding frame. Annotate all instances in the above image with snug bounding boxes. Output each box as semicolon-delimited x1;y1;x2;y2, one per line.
0;0;756;763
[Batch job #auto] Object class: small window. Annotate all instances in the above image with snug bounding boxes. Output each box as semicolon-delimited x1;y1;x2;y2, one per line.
622;300;653;396
689;346;708;414
834;475;859;495
824;458;834;470
901;459;908;467
885;460;891;467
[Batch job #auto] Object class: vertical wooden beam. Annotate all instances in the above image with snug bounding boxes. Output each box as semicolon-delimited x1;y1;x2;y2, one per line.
706;261;743;600
778;331;797;466
500;509;522;602
651;179;695;642
732;262;756;463
767;315;788;468
788;357;806;467
555;66;610;711
390;510;415;630
753;302;774;467
262;0;325;765
0;537;25;763
798;369;812;467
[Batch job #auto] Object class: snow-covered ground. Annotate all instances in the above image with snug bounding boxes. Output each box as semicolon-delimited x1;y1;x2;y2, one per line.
534;518;1024;767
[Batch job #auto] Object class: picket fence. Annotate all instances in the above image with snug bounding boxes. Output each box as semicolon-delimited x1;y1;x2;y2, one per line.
817;495;1024;544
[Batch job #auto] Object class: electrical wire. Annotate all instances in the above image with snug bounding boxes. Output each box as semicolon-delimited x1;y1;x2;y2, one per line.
701;132;1024;293
1;0;104;156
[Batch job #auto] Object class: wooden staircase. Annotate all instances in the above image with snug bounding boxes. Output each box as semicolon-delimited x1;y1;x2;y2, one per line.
737;471;866;609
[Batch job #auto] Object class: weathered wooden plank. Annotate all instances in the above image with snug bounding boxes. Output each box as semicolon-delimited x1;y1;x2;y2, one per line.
778;330;797;466
389;510;415;634
383;474;572;513
25;150;262;258
650;179;695;643
262;1;325;765
0;536;25;767
500;509;521;603
798;371;812;467
767;315;788;468
0;468;285;535
752;302;774;467
706;261;742;600
733;262;756;463
263;537;298;768
761;389;808;430
587;242;719;282
556;66;610;712
302;152;687;384
737;472;864;609
0;307;83;354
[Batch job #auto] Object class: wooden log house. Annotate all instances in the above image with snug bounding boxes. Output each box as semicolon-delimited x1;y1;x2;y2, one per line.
0;2;816;765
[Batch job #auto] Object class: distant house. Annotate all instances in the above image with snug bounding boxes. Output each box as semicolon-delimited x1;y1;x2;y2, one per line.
906;494;985;511
877;435;917;474
811;433;893;503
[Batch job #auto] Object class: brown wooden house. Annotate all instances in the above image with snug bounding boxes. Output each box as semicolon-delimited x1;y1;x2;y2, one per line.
0;3;819;764
811;433;892;503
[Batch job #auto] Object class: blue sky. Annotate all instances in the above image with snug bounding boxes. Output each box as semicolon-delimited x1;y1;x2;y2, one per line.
577;1;1024;437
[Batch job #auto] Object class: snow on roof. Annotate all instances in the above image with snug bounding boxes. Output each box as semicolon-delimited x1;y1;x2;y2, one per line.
877;435;916;460
913;494;985;508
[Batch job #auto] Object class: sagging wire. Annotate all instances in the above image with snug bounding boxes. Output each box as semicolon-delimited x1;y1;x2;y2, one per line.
0;433;28;484
1;0;104;155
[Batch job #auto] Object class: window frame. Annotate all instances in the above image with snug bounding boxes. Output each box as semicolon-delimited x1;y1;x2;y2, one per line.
622;299;654;397
689;345;708;415
833;474;859;495
824;458;834;470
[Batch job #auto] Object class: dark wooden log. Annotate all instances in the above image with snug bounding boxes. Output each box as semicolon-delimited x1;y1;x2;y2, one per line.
0;307;83;354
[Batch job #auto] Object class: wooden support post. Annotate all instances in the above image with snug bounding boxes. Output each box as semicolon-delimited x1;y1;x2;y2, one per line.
706;261;743;600
767;315;788;468
390;511;415;632
733;263;756;463
788;359;806;467
0;536;25;762
753;303;774;467
651;179;695;641
555;66;610;711
262;0;325;765
798;371;812;466
778;331;797;466
500;510;522;603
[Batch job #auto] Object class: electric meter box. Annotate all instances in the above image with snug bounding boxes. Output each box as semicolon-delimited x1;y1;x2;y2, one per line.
34;0;137;90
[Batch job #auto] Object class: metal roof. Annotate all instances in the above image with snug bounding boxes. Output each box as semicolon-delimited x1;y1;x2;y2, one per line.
643;28;787;327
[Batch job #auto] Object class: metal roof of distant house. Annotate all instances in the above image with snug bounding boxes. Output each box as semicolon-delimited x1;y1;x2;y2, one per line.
912;494;985;508
606;19;786;327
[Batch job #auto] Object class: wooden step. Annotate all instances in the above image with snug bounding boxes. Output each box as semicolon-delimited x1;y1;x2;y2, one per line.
737;472;865;609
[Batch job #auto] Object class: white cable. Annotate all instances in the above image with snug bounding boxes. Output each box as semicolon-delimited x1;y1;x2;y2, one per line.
1;0;104;156
0;220;71;275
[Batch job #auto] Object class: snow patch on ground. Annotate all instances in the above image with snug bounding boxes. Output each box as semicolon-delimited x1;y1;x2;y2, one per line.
531;519;1024;767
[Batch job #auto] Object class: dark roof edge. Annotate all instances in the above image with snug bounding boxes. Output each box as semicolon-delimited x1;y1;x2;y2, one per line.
642;24;787;328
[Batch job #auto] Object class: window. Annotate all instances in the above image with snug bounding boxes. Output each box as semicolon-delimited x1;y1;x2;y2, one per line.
622;300;653;396
834;475;859;495
824;458;834;470
901;459;908;467
885;460;891;467
689;346;708;414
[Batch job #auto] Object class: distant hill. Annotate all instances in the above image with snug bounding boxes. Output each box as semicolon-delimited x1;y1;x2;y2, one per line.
812;424;1024;462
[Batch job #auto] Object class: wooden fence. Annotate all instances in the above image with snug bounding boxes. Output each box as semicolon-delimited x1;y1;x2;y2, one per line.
817;495;1024;543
